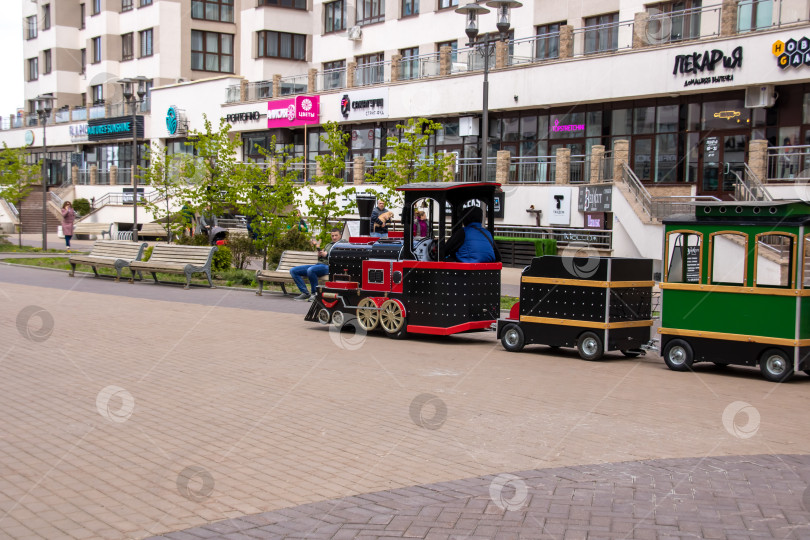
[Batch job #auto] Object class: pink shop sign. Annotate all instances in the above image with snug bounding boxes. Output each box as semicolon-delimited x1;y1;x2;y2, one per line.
267;95;320;128
551;119;585;133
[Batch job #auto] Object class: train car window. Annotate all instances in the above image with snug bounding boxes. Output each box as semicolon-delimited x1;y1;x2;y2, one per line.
666;231;702;283
709;232;747;285
755;233;795;288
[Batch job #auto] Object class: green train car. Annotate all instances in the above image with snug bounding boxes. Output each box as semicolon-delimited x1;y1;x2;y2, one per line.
660;200;810;382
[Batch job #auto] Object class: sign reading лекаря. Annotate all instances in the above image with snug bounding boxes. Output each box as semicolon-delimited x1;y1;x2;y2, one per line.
672;46;742;87
87;115;144;141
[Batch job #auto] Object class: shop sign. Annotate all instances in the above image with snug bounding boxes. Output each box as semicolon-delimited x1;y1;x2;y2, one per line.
547;187;572;226
551;119;584;133
673;46;742;87
24;130;34;145
339;88;389;121
266;95;320;128
87;115;143;141
166;106;188;136
773;37;810;69
578;185;612;213
69;123;88;142
583;212;606;230
225;111;262;123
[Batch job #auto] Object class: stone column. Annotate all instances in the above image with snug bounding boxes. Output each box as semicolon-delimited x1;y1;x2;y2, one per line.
439;46;452;76
559;25;574;59
353;156;365;185
390;54;401;82
555;147;571;185
308;68;317;93
104;101;111;118
347;62;357;88
240;79;248;101
496;150;511;184
272;74;281;97
495;41;508;69
613;139;630;182
633;12;650;48
90;165;98;185
72;164;79;185
110;165;118;186
315;161;323;182
590;145;605;184
748;139;768;183
444;152;456;182
720;0;739;37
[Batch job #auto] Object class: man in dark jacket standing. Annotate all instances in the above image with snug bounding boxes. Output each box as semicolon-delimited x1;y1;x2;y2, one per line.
369;199;390;238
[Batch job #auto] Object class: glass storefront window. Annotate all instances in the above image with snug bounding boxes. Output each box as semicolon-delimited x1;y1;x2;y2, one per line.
655;133;678;182
549;112;585;139
804;93;810;124
686;103;700;131
633;138;652;179
586;111;602;137
538;115;549;140
656;105;679;132
611;109;631;135
701;100;750;130
502;117;520;141
437;121;462;145
634;106;655;134
520;116;537;140
685;132;699;183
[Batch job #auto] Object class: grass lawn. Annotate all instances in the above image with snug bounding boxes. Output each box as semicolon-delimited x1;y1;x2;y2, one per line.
0;243;69;253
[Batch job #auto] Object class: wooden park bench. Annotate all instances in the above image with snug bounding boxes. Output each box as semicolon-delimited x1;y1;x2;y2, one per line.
255;250;322;296
72;222;113;240
129;244;218;289
68;240;148;282
139;222;168;239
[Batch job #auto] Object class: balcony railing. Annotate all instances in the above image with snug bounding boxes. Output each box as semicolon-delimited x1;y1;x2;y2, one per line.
646;5;721;44
766;144;810;180
355;61;388;87
316;68;347;91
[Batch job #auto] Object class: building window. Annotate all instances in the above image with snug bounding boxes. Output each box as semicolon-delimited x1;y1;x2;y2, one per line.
139;28;153;57
323;59;345;89
122;33;134;61
92;36;101;63
28;58;38;81
258;31;306;60
258;0;306;8
356;52;384;85
324;1;345;33
402;0;418;17
92;0;100;15
92;84;103;104
26;16;37;40
122;0;133;11
191;0;234;22
191;30;234;73
43;49;52;74
646;0;701;43
80;4;85;28
438;0;458;9
535;22;562;60
140;0;153;6
356;0;384;25
437;40;457;63
42;4;51;30
584;13;619;54
738;0;772;32
399;46;419;80
80;48;86;74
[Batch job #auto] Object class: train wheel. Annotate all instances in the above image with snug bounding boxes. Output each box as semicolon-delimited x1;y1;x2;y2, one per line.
663;339;693;371
357;298;380;331
760;349;794;382
380;300;407;339
500;324;525;352
577;332;604;361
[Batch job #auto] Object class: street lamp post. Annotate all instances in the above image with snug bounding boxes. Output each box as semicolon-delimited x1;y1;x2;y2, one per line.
455;1;521;182
35;94;54;250
120;77;148;242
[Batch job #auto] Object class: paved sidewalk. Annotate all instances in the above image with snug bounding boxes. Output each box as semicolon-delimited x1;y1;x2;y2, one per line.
3;249;810;539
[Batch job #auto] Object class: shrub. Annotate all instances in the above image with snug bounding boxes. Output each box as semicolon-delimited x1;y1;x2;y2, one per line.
227;233;257;270
175;233;209;246
267;228;314;267
72;198;91;216
142;246;153;261
217;268;257;287
212;245;232;271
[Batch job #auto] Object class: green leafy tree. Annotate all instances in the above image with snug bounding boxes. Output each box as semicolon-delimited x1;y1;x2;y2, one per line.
365;118;454;208
181;115;246;224
241;138;304;269
306;121;355;245
0;143;39;247
140;144;195;241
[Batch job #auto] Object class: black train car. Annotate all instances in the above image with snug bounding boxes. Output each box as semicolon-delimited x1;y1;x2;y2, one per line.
497;256;654;360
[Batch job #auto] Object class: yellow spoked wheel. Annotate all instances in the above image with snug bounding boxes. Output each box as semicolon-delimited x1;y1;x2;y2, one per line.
379;299;406;338
357;297;380;331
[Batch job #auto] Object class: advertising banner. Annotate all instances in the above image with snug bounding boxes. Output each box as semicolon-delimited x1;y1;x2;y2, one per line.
267;95;320;128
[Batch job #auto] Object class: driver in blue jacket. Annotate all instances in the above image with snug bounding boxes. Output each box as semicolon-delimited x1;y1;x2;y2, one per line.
443;206;500;263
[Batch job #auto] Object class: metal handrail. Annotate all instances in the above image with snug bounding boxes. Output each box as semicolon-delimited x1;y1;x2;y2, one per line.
733;163;772;201
646;4;721;44
621;162;653;218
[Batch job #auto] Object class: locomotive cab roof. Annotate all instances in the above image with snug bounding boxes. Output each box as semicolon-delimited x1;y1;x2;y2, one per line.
664;200;810;226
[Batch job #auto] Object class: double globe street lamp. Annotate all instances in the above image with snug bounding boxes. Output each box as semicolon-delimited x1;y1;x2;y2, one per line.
455;1;522;182
35;93;55;250
119;77;149;242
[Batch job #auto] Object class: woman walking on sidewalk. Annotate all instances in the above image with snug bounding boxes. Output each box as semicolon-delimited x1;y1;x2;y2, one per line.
61;201;76;252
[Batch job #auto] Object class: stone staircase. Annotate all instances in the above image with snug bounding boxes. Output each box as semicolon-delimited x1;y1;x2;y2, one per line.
19;190;61;233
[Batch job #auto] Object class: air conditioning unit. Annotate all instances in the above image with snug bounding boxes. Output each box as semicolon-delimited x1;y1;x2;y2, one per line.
745;85;776;108
347;26;362;41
